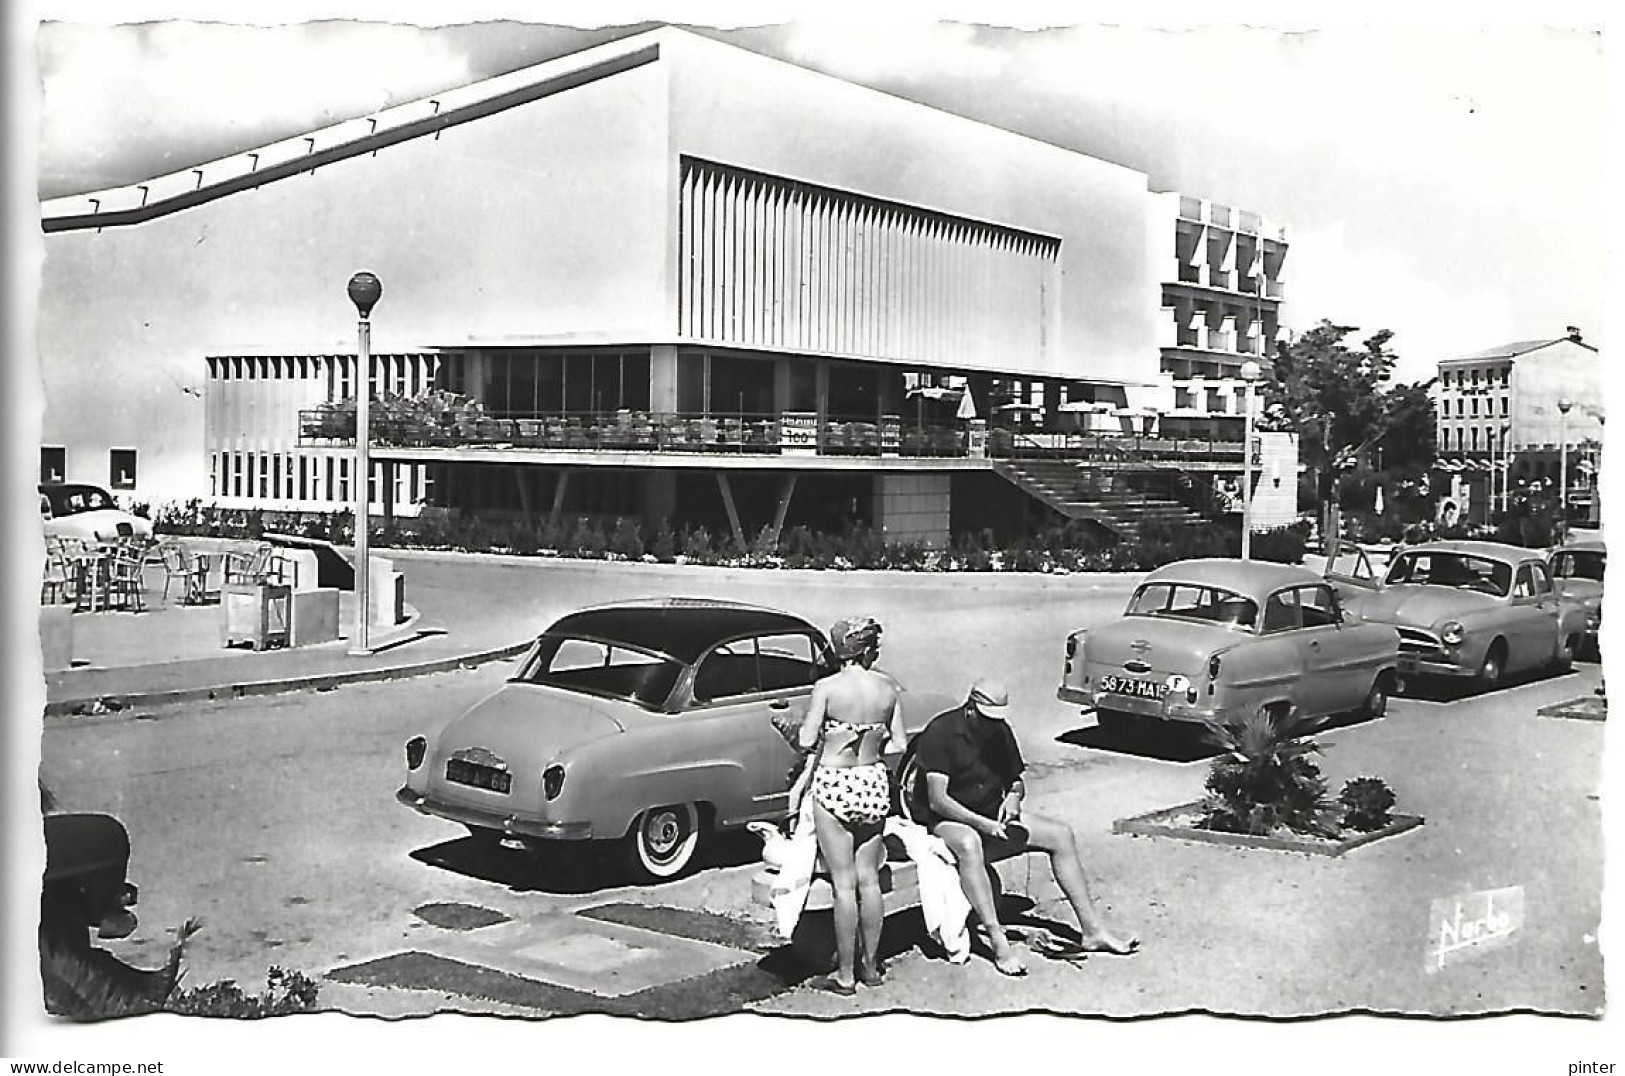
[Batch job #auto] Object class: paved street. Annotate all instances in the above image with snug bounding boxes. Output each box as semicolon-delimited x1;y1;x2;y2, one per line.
38;555;1606;1020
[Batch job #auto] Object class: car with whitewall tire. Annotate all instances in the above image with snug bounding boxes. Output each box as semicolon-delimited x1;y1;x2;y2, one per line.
399;598;940;882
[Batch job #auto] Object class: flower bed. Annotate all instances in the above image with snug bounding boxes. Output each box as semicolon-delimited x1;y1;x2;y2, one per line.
131;500;1312;574
1113;800;1423;857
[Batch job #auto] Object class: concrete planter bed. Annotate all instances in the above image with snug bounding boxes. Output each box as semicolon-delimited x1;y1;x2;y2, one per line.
1113;801;1424;856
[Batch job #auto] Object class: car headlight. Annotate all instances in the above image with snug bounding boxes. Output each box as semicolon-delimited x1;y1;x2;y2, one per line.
1207;654;1222;680
405;736;427;771
1439;621;1466;646
543;764;566;800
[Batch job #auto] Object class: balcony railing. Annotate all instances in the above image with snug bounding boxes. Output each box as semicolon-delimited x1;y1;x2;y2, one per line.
300;409;956;458
298;408;1252;467
987;429;1247;464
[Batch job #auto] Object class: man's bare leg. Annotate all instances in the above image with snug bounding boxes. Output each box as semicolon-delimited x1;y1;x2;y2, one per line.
1023;812;1138;954
933;821;1026;975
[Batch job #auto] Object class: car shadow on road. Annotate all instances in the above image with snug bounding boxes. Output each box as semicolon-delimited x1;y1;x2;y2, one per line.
1056;723;1220;764
1394;667;1579;705
409;827;769;895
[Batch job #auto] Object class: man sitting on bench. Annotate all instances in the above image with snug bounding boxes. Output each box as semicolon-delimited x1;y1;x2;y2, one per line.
913;678;1139;975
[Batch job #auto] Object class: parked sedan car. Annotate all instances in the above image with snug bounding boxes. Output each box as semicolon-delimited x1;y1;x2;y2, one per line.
1058;558;1400;739
399;598;940;881
39;483;153;542
1335;539;1589;690
1548;538;1605;658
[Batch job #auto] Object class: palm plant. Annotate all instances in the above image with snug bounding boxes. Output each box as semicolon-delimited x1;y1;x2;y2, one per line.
1198;708;1340;838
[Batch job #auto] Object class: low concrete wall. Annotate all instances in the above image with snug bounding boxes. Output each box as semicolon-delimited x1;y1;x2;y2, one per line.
369;557;405;627
40;605;74;671
290;587;340;647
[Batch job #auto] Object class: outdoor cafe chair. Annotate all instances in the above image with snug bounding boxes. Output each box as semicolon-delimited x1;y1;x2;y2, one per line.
154;541;205;605
41;547;74;605
224;543;279;587
106;546;147;613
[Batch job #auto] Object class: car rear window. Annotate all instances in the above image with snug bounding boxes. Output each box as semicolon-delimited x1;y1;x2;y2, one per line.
41;486;115;516
510;634;684;710
1552;550;1606;582
1126;582;1258;630
1386;552;1511;596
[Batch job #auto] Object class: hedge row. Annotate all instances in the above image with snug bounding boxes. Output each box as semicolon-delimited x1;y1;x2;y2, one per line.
136;499;1307;572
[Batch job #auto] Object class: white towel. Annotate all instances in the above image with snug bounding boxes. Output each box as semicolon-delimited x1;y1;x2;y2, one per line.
885;816;972;963
769;790;821;939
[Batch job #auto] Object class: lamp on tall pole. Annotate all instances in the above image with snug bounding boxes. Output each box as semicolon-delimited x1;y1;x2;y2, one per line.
1498;421;1513;516
1557;397;1573;525
1239;358;1262;560
347;271;382;657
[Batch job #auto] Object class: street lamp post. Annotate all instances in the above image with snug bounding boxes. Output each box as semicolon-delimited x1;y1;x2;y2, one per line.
1239;358;1262;560
1499;422;1513;516
347;272;382;656
1557;397;1573;528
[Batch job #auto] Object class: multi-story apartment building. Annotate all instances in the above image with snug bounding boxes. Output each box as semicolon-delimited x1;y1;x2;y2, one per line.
1433;327;1603;522
38;27;1297;547
1148;192;1288;440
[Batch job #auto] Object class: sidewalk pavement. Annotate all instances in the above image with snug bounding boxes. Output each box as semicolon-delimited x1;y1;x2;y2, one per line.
38;544;1141;719
40;551;537;717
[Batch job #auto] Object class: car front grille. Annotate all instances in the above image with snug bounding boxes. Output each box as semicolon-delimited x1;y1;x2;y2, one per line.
1397;627;1444;656
446;759;511;794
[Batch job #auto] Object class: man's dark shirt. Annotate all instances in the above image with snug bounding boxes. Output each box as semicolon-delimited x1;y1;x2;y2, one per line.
912;705;1025;822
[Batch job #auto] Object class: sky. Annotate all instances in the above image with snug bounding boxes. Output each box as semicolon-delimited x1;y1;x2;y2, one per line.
24;6;1609;385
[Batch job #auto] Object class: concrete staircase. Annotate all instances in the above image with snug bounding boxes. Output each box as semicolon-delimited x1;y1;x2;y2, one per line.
994;459;1208;541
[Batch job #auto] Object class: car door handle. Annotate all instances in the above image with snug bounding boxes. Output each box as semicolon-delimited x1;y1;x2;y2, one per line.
769;699;790;710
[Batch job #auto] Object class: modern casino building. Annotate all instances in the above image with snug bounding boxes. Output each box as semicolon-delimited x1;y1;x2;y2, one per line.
38;26;1296;548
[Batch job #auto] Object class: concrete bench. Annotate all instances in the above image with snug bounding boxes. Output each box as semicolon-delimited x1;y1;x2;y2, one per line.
750;828;1033;970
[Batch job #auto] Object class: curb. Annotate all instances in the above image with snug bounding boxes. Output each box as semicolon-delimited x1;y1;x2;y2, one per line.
43;638;533;718
377;546;1147;590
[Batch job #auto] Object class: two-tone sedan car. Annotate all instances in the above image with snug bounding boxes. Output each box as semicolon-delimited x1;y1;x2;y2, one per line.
1058;559;1400;739
399;598;941;882
1336;539;1589;691
1549;538;1605;659
40;484;153;542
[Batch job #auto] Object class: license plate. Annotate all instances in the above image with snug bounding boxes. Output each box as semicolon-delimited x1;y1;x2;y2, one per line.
446;759;512;794
1100;675;1167;700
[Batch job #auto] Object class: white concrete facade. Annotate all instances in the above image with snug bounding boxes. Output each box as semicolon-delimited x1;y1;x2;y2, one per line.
38;28;1168;505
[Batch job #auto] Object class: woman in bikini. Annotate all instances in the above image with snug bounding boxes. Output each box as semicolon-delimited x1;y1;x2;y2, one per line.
796;615;906;995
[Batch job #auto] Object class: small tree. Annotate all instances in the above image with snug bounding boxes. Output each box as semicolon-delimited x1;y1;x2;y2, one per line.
1199;708;1339;838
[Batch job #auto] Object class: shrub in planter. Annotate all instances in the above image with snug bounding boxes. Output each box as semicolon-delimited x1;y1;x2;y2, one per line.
1198;709;1339;838
569;517;610;558
506;521;542;556
1250;523;1308;565
682;525;715;560
651;521;678;563
1338;776;1397;832
609;517;646;560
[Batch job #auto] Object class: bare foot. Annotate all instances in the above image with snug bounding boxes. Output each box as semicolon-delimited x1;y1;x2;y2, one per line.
1073;929;1140;956
991;950;1028;977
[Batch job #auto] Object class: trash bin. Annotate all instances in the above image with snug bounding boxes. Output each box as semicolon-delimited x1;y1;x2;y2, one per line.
221;583;292;650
